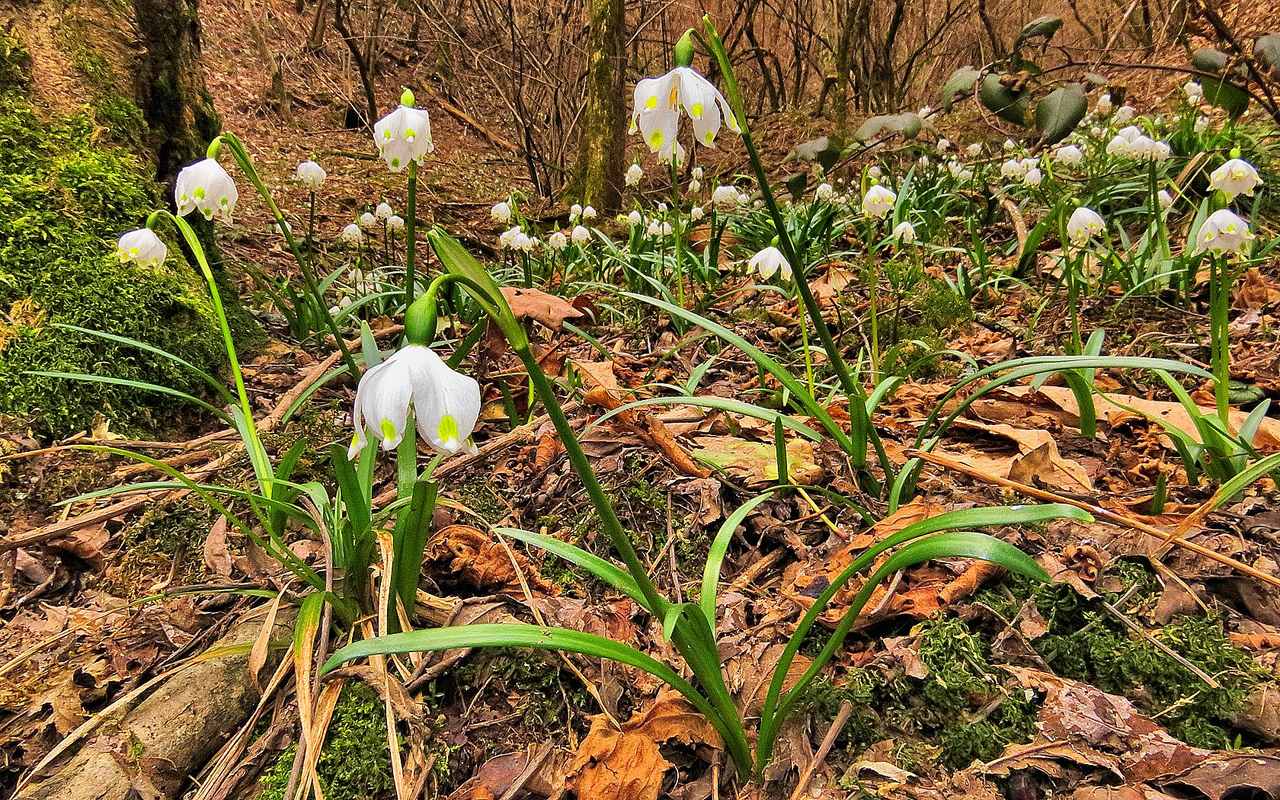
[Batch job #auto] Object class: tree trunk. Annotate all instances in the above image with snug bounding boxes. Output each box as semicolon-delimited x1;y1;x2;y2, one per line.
569;0;626;212
131;0;222;183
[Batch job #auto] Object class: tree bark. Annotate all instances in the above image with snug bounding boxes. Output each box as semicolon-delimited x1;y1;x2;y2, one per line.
569;0;626;212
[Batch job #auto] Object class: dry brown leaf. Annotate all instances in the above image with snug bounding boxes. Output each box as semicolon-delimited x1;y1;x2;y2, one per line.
204;515;233;578
947;420;1094;493
425;525;554;594
691;434;822;486
501;286;584;330
1234;267;1280;310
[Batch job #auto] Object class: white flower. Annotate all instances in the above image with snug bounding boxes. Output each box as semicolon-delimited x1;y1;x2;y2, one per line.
1158;190;1173;210
965;142;982;157
862;185;896;219
1054;145;1084;166
348;344;481;458
376;202;394;220
1184;81;1203;103
359;211;378;230
116;228;168;267
386;214;405;233
514;232;537;252
1023;167;1043;187
1001;158;1028;179
570;203;583;221
1003;138;1016;151
712;185;737;208
498;226;520;249
628;210;644;226
625;163;644;187
1209;158;1262;200
936;138;951;152
340;223;363;244
1090;126;1104;137
295;160;327;190
571;225;591;246
582;206;597;221
918;105;934;117
688;179;702;193
659;140;687;167
1095;95;1113;116
738;192;752;207
892;221;916;244
1194;116;1209;134
749;246;791;281
373;96;433;172
548;231;568;250
1066;207;1105;246
1152;141;1171;161
1114;105;1136;124
815;182;834;201
868;165;883;179
176;158;239;223
1194;208;1254;255
491;201;512;224
630;66;740;151
690;205;705;221
646;219;662;236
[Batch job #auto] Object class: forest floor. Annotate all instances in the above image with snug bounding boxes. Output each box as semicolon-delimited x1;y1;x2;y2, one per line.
5;1;1280;800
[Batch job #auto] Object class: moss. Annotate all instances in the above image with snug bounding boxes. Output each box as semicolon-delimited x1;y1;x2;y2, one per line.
0;88;227;438
0;29;31;91
124;496;214;555
258;683;394;800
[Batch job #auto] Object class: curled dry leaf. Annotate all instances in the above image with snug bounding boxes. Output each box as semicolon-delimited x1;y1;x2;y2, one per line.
500;286;585;330
425;525;555;595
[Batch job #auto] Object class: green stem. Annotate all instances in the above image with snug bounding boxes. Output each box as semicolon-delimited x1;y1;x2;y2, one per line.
406;162;419;307
1210;256;1231;426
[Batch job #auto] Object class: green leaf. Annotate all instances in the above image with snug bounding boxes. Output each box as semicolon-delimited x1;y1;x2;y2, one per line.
1256;34;1280;73
979;74;1028;126
1034;84;1087;145
51;323;233;403
496;528;651;610
1015;15;1062;48
1201;76;1249;118
587;396;824;442
941;66;981;111
1192;47;1229;73
27;371;232;423
701;492;774;628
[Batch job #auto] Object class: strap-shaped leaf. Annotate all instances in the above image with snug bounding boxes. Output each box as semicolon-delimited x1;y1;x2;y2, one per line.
496;528;652;611
701;492;774;629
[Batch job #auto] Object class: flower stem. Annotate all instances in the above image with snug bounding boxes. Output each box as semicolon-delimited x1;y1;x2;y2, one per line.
406;161;418;307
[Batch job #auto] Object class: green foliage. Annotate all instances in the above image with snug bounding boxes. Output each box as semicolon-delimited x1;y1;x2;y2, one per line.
0;89;226;437
0;29;31;91
257;683;394;800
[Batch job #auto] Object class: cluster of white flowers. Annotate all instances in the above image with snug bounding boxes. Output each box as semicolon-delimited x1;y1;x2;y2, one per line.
861;185;896;219
1105;126;1170;161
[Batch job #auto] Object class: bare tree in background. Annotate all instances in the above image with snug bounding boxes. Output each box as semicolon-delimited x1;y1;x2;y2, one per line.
570;0;627;210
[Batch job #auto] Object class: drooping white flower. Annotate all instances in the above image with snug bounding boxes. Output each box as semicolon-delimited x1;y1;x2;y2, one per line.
176;158;239;223
117;228;168;267
1001;158;1028;180
917;155;930;169
1184;81;1203;103
491;201;512;224
749;246;791;281
1158;190;1173;210
862;185;896;219
868;165;883;179
359;211;378;230
712;184;737;208
688;179;702;193
582;206;597;221
1002;138;1016;151
1066;206;1105;246
1194;116;1209;134
386;215;405;233
514;232;537;252
892;221;916;244
1194;208;1254;255
348;344;481;458
375;202;394;220
1114;105;1136;124
692;166;704;180
965;142;983;157
1095;94;1113;116
548;231;568;250
659;140;688;167
570;204;583;221
1151;141;1171;161
815;182;834;201
690;205;705;221
628;210;644;226
1054;145;1084;166
571;225;591;246
1209;158;1262;200
295;160;327;190
936;138;951;152
498;225;522;249
1090;126;1104;137
645;219;662;237
340;223;363;244
625;163;644;187
1023;167;1043;187
373;93;433;172
738;192;752;207
630;66;740;151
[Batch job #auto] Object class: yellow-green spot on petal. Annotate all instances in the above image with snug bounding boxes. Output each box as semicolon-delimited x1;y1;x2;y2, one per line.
380;418;398;440
437;414;459;446
193;187;206;199
350;432;361;450
690;102;704;118
649;130;664;148
645;95;658;110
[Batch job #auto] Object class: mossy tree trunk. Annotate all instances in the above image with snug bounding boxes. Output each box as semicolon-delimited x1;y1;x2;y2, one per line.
569;0;626;212
131;0;222;183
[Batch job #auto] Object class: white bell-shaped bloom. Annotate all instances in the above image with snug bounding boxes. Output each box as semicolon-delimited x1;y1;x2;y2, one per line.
628;210;644;226
1194;209;1254;255
1114;105;1136;124
868;165;883;178
295;160;327;190
692;166;704;180
862;185;896;219
645;220;663;237
582;206;597;221
1002;139;1016;151
738;192;752;206
176;158;239;223
513;232;537;252
892;221;917;244
1157;190;1173;210
571;225;591;246
690;205;705;221
688;179;702;193
1054;145;1083;166
375;202;394;220
659;140;687;167
1095;95;1113;116
340;223;363;244
815;182;834;201
491;201;512;224
712;184;737;209
1184;81;1203;103
1001;158;1028;179
373;101;433;172
1151;141;1171;161
936;138;950;152
548;231;568;250
625;163;644;187
630;66;740;151
1194;116;1209;134
570;204;583;221
965;142;983;157
1066;207;1105;246
1023;167;1043;187
1209;158;1262;200
348;344;481;457
117;228;168;267
359;211;378;230
386;215;405;233
749;246;791;281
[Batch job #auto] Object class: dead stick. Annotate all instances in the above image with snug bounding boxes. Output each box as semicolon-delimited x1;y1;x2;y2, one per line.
907;448;1280;590
787;699;853;800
